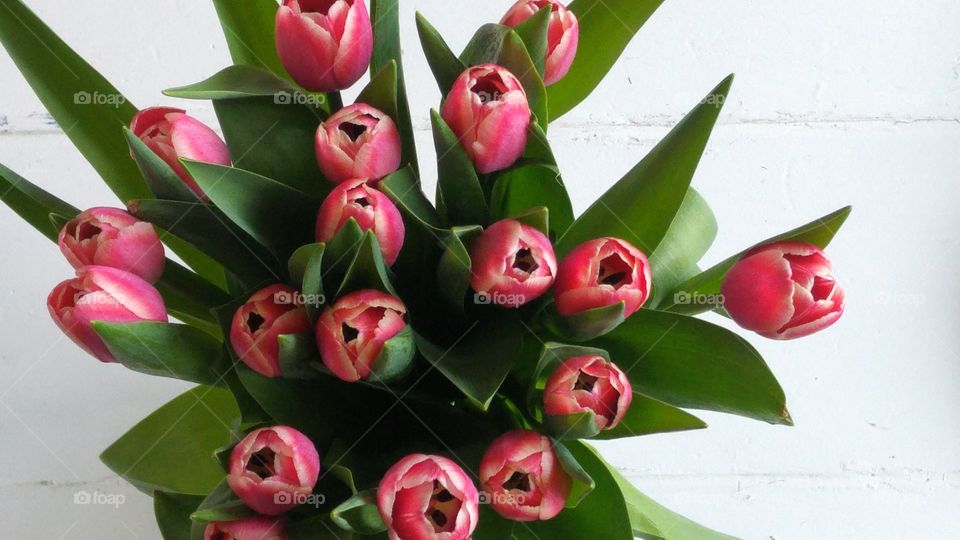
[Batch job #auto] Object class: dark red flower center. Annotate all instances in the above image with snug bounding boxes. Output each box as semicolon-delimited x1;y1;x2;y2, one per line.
70;220;102;241
502;471;532;492
246;312;266;333
341;322;360;343
297;0;342;15
512;247;540;274
339;121;368;141
597;253;633;289
246;447;277;479
426;480;462;533
471;73;510;104
574;370;598;392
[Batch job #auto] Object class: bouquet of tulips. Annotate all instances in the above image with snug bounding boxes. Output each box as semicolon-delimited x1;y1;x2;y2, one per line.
0;0;851;538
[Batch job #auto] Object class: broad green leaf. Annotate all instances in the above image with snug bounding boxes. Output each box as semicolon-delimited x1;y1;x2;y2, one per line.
100;386;239;496
431;110;487;226
336;231;399;297
278;333;323;380
436;225;482;311
647;188;718;307
511;206;550;237
154;492;204;540
288;243;327;321
595;393;707;441
0;0;149;201
548;0;666;119
182;160;320;259
289;515;358;540
513;7;551;77
415;12;466;96
557;75;733;256
549;302;627;343
380;167;442;229
0;161;78;241
164;65;302;101
189;480;254;524
369;325;416;384
321;218;366;297
590;309;791;425
211;0;290;79
490;164;574;240
94;321;227;386
370;0;418;172
125;129;199;202
660;206;853;315
330;489;387;535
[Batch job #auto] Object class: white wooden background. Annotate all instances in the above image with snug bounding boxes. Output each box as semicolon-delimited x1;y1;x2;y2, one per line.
1;1;958;538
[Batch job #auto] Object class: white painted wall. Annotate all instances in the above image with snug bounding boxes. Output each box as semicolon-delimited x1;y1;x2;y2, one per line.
1;1;957;538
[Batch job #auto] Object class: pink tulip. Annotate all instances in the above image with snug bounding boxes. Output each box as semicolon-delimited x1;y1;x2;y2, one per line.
501;0;580;86
58;207;165;284
315;179;405;266
440;64;531;174
543;355;632;431
315;103;402;184
315;289;408;382
129;107;231;199
721;242;845;340
227;426;321;516
479;430;572;522
47;266;168;363
377;454;480;540
204;517;288;540
554;237;651;317
230;284;312;378
275;0;373;92
470;219;556;308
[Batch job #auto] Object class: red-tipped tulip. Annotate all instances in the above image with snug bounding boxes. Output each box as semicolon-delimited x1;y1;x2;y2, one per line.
230;285;312;378
47;266;168;363
501;0;580;86
227;426;321;516
543;355;632;431
554;237;651;317
204;517;288;540
377;454;480;540
721;242;845;340
316;289;408;382
58;207;165;283
479;430;572;522
315;179;405;266
315;103;402;184
130;107;231;198
470;219;556;308
275;0;373;92
440;64;531;174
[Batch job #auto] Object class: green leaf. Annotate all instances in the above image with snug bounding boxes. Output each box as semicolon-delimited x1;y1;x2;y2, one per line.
437;225;482;311
380;167;442;229
321;218;366;296
370;0;418;172
125;129;199;202
100;386;239;496
182;160;320;259
0;161;78;241
330;489;387;535
431;110;487;226
369;325;417;385
590;309;791;425
554;439;596;507
0;0;149;201
164;65;302;101
557;75;733;256
288;515;357;540
511;206;550;237
278;333;323;380
660;206;853;315
94;321;228;386
548;0;666;119
490;164;574;241
154;492;204;540
155;263;230;337
288;243;327;321
211;0;290;80
415;13;466;96
647;188;718;307
595;393;707;441
513;7;552;78
189;480;254;524
336;231;398;297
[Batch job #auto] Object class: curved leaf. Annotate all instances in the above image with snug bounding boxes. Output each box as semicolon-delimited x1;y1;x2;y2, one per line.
370;0;418;172
431;110;487;226
437;225;482;311
0;161;78;241
415;12;466;96
330;489;387;535
164;65;301;101
154;492;204;540
211;0;290;80
490;164;574;240
647;188;718;306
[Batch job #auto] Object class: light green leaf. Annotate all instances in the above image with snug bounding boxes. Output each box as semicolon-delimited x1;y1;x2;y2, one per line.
211;0;290;80
647;188;718;307
431;110;487;227
330;489;387;535
164;65;301;101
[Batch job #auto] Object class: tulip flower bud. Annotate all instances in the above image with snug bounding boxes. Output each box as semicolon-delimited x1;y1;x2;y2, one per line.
230;285;312;378
58;207;165;284
554;237;651;318
501;0;580;86
479;430;572;522
440;64;531;174
315;103;402;184
227;426;321;516
721;242;845;340
204;517;288;540
315;179;405;266
377;454;480;540
316;289;409;382
543;355;632;431
470;219;556;308
130;107;231;199
47;266;168;363
275;0;373;92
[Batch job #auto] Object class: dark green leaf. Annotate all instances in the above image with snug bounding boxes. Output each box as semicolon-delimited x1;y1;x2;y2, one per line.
549;302;627;343
321;218;366;297
513;7;552;77
554;439;596;507
278;333;322;380
211;0;290;80
164;65;302;101
647;188;717;307
156;263;230;337
380;167;442;229
431;110;487;226
510;206;549;237
337;231;398;297
370;0;418;172
490;164;574;240
125;129;199;202
154;492;204;540
0;161;78;241
415;13;466;96
369;325;416;384
288;243;327;321
436;225;481;311
189;480;254;524
330;489;387;535
289;515;357;540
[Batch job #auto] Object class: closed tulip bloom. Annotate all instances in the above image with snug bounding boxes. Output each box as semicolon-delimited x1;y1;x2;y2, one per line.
501;0;579;86
479;430;571;522
204;517;288;540
554;237;651;317
47;266;168;363
315;179;405;266
130;107;231;198
315;103;402;184
316;289;408;382
440;64;531;174
543;355;632;431
227;426;321;516
470;219;556;308
721;242;845;340
275;0;373;92
377;454;480;540
230;285;312;378
58;207;165;283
